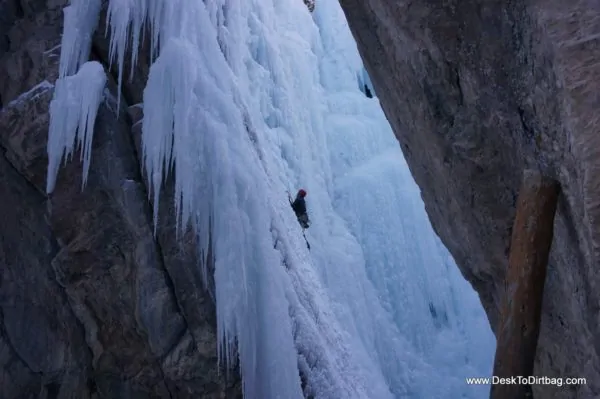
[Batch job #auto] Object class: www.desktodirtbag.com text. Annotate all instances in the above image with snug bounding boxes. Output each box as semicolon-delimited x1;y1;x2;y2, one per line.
466;376;586;387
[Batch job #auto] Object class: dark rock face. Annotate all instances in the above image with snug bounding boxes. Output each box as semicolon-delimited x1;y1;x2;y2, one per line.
0;2;240;398
340;0;600;397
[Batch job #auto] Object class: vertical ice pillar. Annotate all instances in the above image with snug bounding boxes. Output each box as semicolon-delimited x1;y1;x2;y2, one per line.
490;169;559;399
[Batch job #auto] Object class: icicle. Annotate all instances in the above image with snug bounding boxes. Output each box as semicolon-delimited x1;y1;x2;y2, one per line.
105;0;133;111
58;0;102;78
129;0;149;79
46;61;107;194
141;37;198;231
146;0;165;61
104;0;155;110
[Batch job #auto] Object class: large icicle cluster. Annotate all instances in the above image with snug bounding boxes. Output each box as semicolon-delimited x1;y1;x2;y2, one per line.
46;61;107;193
96;1;307;397
47;0;105;194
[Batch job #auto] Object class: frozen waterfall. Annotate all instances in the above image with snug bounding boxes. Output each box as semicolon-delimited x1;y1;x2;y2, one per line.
47;0;495;397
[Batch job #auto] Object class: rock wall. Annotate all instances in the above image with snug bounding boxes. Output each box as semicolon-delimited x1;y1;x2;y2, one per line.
0;1;240;397
339;0;600;398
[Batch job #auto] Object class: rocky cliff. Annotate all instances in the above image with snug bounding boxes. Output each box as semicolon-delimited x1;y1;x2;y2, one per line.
0;1;240;397
340;0;600;398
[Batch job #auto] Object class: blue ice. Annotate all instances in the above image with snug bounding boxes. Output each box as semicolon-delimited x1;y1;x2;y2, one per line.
47;0;495;398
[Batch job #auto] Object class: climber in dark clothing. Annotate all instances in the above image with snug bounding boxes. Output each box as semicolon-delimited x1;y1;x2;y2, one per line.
290;189;310;229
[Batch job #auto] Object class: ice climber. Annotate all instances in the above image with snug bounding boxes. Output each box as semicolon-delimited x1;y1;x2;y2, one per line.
290;189;310;229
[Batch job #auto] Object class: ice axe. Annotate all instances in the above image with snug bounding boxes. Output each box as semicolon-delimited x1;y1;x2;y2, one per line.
302;230;311;250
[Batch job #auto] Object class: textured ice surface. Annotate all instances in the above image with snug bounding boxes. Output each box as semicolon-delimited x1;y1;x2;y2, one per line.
47;61;106;193
48;0;495;397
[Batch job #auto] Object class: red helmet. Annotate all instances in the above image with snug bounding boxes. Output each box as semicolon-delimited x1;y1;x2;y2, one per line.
298;189;307;197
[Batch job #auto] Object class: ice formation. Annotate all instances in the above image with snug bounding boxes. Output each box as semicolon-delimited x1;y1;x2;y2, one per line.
46;61;107;193
58;0;101;78
47;0;495;397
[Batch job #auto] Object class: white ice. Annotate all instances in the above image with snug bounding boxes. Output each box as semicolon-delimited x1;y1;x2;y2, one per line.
47;61;106;194
58;0;101;78
49;0;495;397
